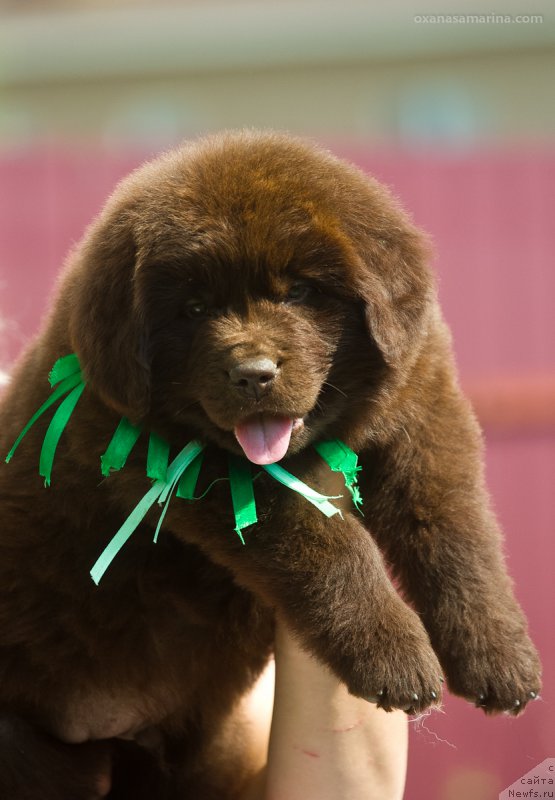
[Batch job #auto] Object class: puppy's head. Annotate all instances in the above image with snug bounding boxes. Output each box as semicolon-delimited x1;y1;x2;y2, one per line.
67;131;434;461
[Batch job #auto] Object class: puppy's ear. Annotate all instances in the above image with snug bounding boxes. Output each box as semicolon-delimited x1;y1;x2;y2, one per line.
355;230;435;365
66;207;150;420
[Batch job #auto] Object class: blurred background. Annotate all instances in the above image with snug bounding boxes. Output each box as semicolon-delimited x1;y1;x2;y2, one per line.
0;1;553;797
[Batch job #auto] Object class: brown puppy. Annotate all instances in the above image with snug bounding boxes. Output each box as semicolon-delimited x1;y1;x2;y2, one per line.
0;131;541;798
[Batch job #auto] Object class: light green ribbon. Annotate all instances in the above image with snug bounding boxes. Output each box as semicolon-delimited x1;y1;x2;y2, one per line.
6;354;364;584
262;462;342;518
90;440;204;585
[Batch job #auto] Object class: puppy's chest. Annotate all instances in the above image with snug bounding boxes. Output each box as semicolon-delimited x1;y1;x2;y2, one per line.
54;689;167;745
51;561;266;745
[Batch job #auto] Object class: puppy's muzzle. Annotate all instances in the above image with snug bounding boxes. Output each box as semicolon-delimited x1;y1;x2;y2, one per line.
229;357;279;401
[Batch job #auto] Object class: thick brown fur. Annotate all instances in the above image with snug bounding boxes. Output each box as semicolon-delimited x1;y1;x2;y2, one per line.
0;130;541;798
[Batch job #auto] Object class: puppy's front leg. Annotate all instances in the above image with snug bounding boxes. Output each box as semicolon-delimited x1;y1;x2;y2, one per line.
359;380;542;714
170;497;443;714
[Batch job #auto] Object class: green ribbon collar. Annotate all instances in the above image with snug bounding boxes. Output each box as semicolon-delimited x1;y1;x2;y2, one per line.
6;355;363;585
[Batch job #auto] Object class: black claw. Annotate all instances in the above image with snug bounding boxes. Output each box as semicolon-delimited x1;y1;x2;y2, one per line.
439;676;445;683
411;693;419;702
366;688;386;704
476;693;487;706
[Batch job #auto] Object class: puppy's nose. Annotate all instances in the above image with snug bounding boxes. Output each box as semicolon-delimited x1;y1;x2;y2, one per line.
229;358;278;400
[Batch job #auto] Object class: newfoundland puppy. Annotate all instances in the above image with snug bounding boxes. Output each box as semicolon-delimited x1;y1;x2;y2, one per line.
0;131;541;798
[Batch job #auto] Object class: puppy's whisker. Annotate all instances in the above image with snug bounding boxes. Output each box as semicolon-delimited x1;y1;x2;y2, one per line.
313;398;327;416
322;380;348;399
175;400;201;416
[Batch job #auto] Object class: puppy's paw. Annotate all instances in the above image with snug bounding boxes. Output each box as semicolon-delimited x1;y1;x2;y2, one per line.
0;714;113;800
343;598;444;714
443;628;541;715
364;668;443;715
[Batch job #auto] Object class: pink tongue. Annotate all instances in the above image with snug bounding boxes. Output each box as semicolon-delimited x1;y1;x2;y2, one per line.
234;415;294;465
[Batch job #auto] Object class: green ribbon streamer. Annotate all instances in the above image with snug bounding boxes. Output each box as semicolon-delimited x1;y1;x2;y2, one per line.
314;439;364;513
147;433;170;482
262;462;343;519
90;440;205;585
100;417;143;477
6;364;85;468
153;441;204;543
176;451;204;499
90;481;163;586
48;353;81;387
39;382;86;486
101;425;171;482
228;454;257;544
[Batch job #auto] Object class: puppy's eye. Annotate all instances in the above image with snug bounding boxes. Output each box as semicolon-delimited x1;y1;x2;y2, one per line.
184;299;209;319
285;283;312;304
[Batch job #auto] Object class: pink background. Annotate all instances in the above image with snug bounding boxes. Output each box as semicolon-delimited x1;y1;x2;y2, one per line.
1;147;553;799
